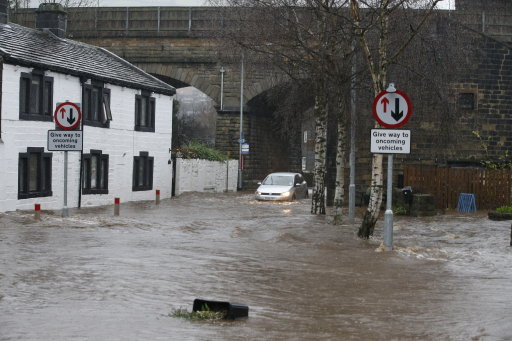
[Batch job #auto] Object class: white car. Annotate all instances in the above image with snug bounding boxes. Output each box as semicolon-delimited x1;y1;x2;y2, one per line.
254;172;308;201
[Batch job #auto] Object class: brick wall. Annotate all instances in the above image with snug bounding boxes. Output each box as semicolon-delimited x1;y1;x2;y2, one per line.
349;33;511;192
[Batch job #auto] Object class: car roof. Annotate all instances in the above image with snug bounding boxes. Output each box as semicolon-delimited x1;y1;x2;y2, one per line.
266;172;300;176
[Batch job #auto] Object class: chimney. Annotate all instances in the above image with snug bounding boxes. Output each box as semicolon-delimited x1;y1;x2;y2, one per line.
36;3;67;38
0;0;8;25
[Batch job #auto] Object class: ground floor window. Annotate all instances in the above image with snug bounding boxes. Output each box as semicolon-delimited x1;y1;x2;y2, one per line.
18;147;52;199
82;150;109;195
133;151;154;191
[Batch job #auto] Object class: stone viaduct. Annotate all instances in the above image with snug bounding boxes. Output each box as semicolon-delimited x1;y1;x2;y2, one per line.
13;6;294;186
10;1;512;191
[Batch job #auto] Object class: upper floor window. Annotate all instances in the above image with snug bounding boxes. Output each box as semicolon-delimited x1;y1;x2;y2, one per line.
133;151;154;191
18;147;52;199
19;71;53;121
135;91;155;132
83;81;112;128
82;150;109;195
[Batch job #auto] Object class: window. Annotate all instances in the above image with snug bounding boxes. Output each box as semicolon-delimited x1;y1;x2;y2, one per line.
18;147;52;199
19;71;53;121
82;150;109;195
82;81;112;127
458;92;476;110
135;91;155;132
132;151;154;191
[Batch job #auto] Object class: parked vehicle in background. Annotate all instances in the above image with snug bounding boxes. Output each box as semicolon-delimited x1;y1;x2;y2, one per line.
254;172;308;201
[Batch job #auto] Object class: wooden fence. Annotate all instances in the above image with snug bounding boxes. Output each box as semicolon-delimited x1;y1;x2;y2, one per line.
403;166;512;210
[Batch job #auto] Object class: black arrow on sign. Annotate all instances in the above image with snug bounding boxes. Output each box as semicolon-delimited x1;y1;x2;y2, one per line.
67;108;76;125
391;98;403;121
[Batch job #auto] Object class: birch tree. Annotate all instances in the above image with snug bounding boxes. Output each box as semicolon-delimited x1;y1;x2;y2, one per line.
210;0;355;216
333;87;349;223
349;0;443;238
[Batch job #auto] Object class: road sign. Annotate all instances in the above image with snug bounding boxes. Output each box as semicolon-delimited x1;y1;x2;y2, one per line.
47;130;83;151
241;143;250;154
372;89;412;128
54;101;82;130
370;129;410;154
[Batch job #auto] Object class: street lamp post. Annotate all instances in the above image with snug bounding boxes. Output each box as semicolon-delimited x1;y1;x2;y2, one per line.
238;53;244;189
220;66;225;111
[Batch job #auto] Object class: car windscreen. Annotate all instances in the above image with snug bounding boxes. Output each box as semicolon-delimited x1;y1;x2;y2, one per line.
262;175;294;186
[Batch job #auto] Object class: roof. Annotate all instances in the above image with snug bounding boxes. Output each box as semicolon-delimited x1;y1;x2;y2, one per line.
0;22;175;96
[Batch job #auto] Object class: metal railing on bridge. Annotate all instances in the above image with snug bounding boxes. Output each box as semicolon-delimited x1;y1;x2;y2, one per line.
11;7;225;38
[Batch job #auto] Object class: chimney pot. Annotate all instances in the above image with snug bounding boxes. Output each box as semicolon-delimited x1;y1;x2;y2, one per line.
36;3;67;38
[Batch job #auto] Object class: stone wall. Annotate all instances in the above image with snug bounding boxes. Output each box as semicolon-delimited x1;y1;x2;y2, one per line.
174;158;238;195
348;34;511;192
215;110;301;188
10;5;511;193
456;0;512;43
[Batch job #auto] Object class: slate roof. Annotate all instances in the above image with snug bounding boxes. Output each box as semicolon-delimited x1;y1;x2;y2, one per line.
0;22;175;96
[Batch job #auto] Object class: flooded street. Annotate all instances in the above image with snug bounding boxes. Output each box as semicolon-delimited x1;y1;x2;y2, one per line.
1;192;511;340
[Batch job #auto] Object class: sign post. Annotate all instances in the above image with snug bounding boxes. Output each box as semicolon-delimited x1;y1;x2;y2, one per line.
51;101;82;217
371;84;412;251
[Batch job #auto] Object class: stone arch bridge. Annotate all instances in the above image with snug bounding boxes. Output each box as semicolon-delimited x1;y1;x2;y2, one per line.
13;6;297;186
11;2;512;188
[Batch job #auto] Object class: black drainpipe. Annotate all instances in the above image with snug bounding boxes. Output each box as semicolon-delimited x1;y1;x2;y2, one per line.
0;60;3;140
77;121;83;208
77;78;85;208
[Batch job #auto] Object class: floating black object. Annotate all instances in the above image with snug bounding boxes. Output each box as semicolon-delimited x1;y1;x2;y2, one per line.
193;299;249;319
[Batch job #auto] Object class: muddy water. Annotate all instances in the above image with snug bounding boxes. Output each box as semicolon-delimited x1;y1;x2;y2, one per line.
0;192;511;340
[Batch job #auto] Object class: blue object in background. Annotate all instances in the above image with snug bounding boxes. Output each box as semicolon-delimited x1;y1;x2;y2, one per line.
457;193;477;213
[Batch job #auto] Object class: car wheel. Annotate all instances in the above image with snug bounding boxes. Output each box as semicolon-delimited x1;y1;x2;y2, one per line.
291;194;296;201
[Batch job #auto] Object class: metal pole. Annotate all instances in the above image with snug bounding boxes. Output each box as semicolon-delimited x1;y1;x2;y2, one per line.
157;7;161;33
220;66;225;111
62;151;69;217
384;153;394;250
348;48;357;221
238;53;244;189
226;159;229;192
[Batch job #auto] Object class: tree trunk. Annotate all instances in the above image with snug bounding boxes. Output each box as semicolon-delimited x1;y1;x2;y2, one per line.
353;0;388;238
333;95;347;225
358;152;384;238
311;90;328;215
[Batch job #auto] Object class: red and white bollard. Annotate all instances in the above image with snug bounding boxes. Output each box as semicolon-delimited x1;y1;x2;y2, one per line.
34;203;41;220
114;197;120;216
156;189;160;205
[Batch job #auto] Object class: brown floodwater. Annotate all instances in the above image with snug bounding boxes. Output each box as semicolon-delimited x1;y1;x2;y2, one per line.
0;192;511;340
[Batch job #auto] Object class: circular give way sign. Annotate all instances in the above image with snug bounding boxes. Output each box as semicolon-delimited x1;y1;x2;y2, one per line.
54;101;82;130
372;89;412;129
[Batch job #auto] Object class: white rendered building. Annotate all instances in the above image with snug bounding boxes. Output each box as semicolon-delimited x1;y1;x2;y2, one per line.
0;2;176;212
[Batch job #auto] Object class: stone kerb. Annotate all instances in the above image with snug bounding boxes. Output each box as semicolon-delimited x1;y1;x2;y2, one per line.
174;158;238;195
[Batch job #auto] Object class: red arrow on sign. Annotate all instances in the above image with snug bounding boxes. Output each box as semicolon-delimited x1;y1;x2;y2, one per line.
60;107;66;119
380;97;389;113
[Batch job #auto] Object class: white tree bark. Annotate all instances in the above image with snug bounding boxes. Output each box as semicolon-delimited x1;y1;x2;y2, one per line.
311;91;328;215
351;0;441;238
333;95;347;225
